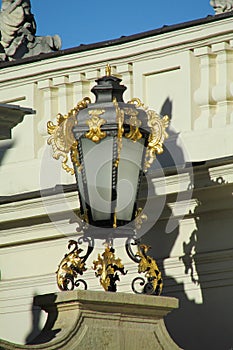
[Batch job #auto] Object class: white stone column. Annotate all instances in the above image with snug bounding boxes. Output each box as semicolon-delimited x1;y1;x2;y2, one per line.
212;42;233;126
117;63;133;101
37;79;58;137
53;76;72;115
86;69;101;95
69;72;90;106
193;47;216;129
37;79;58;157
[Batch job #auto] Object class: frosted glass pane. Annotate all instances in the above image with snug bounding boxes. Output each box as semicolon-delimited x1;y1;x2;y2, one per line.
116;138;144;221
81;137;113;221
77;169;86;211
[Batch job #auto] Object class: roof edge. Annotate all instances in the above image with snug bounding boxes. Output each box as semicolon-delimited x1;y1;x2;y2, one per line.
0;11;233;69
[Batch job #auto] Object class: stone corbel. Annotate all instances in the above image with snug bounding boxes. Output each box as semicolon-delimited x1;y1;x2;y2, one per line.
0;103;35;140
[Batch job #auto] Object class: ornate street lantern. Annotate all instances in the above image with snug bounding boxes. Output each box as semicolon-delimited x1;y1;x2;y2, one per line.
47;65;169;294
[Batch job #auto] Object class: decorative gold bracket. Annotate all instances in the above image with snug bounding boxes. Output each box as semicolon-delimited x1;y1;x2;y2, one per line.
124;108;142;142
56;240;88;291
85;109;106;142
144;111;169;172
133;244;163;295
128;97;169;171
47;97;91;175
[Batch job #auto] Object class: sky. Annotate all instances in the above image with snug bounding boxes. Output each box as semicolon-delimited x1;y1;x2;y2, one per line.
1;1;215;50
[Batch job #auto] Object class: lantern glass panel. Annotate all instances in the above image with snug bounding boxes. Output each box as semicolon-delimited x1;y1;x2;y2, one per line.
116;138;144;221
76;167;86;213
81;137;113;221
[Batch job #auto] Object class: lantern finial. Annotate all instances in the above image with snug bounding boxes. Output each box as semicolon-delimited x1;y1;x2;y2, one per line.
105;64;112;76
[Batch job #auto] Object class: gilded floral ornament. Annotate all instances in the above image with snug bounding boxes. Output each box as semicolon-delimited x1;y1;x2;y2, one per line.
56;240;88;291
124;108;142;142
93;244;127;292
127;97;169;171
85;109;106;142
47;97;91;174
132;244;163;295
144;110;169;172
128;97;147;109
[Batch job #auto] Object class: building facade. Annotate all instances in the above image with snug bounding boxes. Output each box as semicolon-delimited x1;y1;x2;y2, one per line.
0;9;233;350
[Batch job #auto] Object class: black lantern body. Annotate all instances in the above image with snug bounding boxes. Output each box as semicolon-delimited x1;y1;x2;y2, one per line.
72;75;149;230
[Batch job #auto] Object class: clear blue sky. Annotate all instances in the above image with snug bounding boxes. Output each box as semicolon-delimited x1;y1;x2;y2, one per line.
2;1;215;49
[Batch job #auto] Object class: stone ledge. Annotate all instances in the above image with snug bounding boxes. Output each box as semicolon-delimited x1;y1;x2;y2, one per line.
0;104;35;140
0;290;182;350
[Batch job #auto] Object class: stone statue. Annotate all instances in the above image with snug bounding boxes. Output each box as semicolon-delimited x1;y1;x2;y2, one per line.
210;0;233;14
0;0;61;61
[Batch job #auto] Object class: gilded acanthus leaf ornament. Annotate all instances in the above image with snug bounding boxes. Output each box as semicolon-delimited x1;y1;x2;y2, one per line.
124;108;142;142
85;109;106;142
56;240;88;291
47;97;91;174
144;110;169;172
127;97;146;109
127;97;169;171
93;245;127;292
132;244;163;295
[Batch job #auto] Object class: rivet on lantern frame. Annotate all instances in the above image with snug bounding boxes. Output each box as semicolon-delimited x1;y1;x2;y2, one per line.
47;65;169;294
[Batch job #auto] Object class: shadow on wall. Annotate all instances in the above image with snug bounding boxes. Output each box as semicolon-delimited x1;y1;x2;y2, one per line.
0;140;15;166
142;162;233;349
151;97;186;170
25;294;61;345
141;96;233;349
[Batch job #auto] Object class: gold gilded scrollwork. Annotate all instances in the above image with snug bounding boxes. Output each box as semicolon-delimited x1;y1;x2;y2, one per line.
85;109;106;142
124;108;142;142
47;97;91;175
144;110;169;172
93;244;127;292
136;244;163;295
56;240;87;291
127;97;146;109
127;98;169;171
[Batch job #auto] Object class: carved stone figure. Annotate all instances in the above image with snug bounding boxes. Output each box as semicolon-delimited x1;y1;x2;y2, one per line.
0;0;61;61
210;0;233;14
